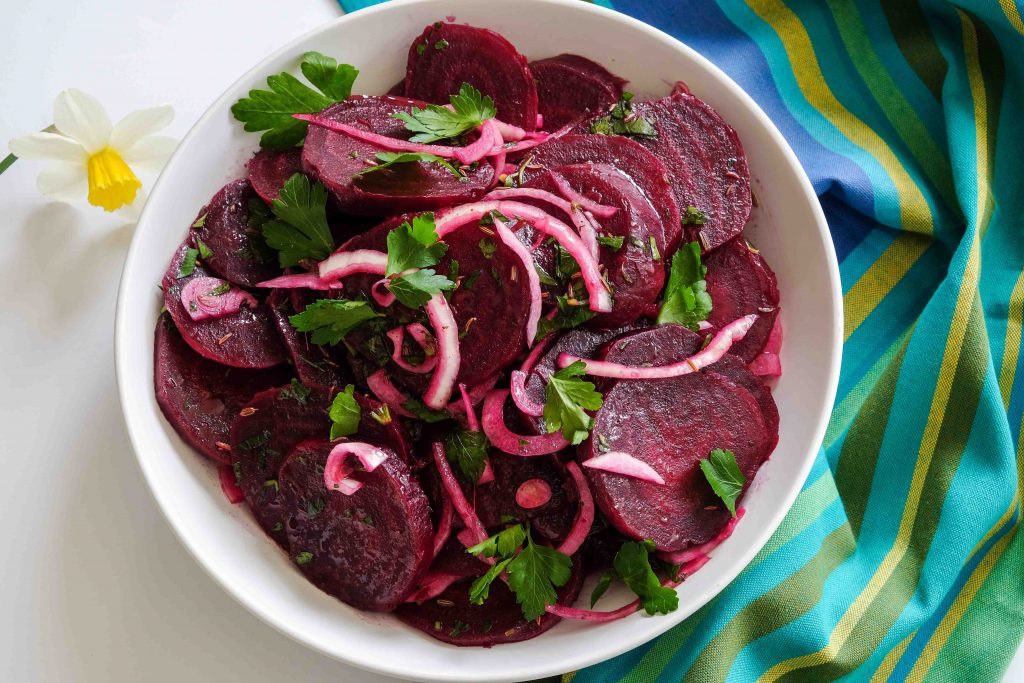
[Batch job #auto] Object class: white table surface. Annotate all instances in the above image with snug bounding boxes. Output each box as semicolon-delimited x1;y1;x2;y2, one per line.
1;1;1021;681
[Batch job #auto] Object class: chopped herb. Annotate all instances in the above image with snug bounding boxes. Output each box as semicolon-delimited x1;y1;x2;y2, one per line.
657;240;712;331
263;479;279;491
699;448;745;516
294;551;314;566
177;248;199;278
448;258;460;282
262;173;335;266
305;497;326;518
434;38;450;50
649;236;661;261
590;570;615;607
535;264;558;286
196;238;214;260
543;360;603;445
289;299;382;346
462;271;481;290
444;429;489;483
597;234;625;251
207;282;231;297
682;206;707;226
416;43;427;56
393;83;497;143
535;295;597;340
356;151;461;178
191;213;207;229
279;378;312;404
613;540;678;615
596;433;612;453
329;384;361;440
402;398;451;423
232;461;242;483
369;404;392;425
590;92;656;138
230;51;358;149
478;237;497;260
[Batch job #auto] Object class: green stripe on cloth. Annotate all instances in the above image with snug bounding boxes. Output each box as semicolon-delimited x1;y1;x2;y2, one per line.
335;0;1024;679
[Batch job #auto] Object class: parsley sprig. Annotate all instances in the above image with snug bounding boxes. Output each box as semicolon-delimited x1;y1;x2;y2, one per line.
383;213;455;307
231;51;358;149
357;151;461;178
613;540;679;615
393;83;496;143
443;429;489;483
329;384;361;440
468;524;573;620
289;299;381;346
699;448;745;516
657;241;712;331
263;173;336;266
543;361;603;445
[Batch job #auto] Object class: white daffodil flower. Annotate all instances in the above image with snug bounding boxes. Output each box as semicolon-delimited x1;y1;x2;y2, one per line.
8;89;176;215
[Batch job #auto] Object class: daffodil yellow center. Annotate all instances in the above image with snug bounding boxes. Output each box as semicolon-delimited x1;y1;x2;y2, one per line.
86;147;141;212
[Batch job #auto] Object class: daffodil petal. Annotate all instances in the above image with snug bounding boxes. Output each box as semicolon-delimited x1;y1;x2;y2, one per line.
53;89;112;153
36;162;88;202
110;104;174;151
8;131;87;162
120;135;178;170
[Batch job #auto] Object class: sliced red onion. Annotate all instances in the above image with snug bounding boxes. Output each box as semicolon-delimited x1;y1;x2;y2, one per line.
535;113;544;129
453;119;500;164
366;369;417;418
493;217;541;344
434;200;611;312
489;148;507;189
318;249;388;281
371;279;397;307
478;458;495;485
404;572;465;603
545;601;640;623
516;478;553;509
547;170;619;219
501;124;571;154
294;114;460;158
501;162;518;176
218;465;245;504
559;314;758;379
180;277;257;321
255;273;342;290
681;554;710;575
520;334;555;375
481;389;568;456
386;325;438;374
764;316;783;354
432;495;454;559
458;383;480;432
583;451;666;485
323;441;389;496
558;462;595;556
510;370;545;417
659;508;745;565
699;320;713;331
447;373;500;415
432;442;489;547
492;118;527;142
749;352;781;378
485;187;600;262
422;293;461;410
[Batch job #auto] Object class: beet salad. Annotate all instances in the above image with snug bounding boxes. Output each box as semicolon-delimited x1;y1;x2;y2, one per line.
154;20;782;646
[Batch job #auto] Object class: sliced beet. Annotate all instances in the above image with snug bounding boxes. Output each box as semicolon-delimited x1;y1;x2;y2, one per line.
154;315;289;464
404;22;538;130
395;553;583;645
530;55;623;131
162;241;286;369
521;321;650;433
278;438;433;611
266;288;350;393
340;216;530;387
706;353;779;448
582;324;773;551
301;96;494;216
229;386;330;545
630;93;751;251
471;453;578;542
246;149;302;203
523;163;664;328
596;323;703;365
704;237;780;362
522;134;681;253
355;393;415;464
189;180;281;287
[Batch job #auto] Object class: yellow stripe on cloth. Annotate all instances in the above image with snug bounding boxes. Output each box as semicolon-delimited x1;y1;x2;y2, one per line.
998;270;1024;408
868;630;917;682
1001;0;1024;36
843;234;930;341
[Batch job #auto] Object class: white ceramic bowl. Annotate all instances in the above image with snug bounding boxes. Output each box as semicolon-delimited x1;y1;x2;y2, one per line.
115;0;842;680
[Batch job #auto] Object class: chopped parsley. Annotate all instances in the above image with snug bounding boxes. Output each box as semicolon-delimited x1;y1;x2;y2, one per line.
393;83;496;143
289;299;382;346
177;248;199;278
230;51;358;149
699;448;745;516
590;570;614;607
294;551;314;566
329;384;361;440
590;92;656;138
682;205;707;226
401;398;451;423
279;378;312;404
356;151;461;178
657;240;712;331
478;237;497;260
443;429;489;483
543;360;603;445
597;234;625;251
196;238;214;260
191;213;207;229
262;173;335;266
613;540;679;615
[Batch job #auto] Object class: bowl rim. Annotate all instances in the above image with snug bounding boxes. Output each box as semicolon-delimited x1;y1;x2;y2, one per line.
114;0;843;679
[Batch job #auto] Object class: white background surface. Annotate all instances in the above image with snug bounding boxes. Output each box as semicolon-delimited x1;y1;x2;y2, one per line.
0;1;1020;681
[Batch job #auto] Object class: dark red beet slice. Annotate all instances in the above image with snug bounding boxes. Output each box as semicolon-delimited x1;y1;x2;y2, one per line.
471;453;578;542
162;241;286;369
154;315;289;464
247;149;301;203
355;393;415;464
704;237;780;362
340;216;530;387
229;386;330;545
395;553;583;645
266;289;350;393
404;22;538;130
582;324;773;551
301;95;494;215
278;438;433;611
596;323;703;365
189;180;281;287
524;163;664;327
530;55;623;131
522;134;681;254
706;353;779;448
630;93;751;251
520;321;650;433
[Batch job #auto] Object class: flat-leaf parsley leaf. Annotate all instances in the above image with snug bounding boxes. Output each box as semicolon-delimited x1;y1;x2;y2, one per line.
657;240;712;331
262;173;335;266
393;83;497;143
544;360;603;445
614;540;678;615
699;448;745;516
329;384;361;440
289;299;381;346
357;151;460;178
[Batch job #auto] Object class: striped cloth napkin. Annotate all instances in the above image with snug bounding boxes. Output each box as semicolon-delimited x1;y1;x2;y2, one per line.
337;1;1024;680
